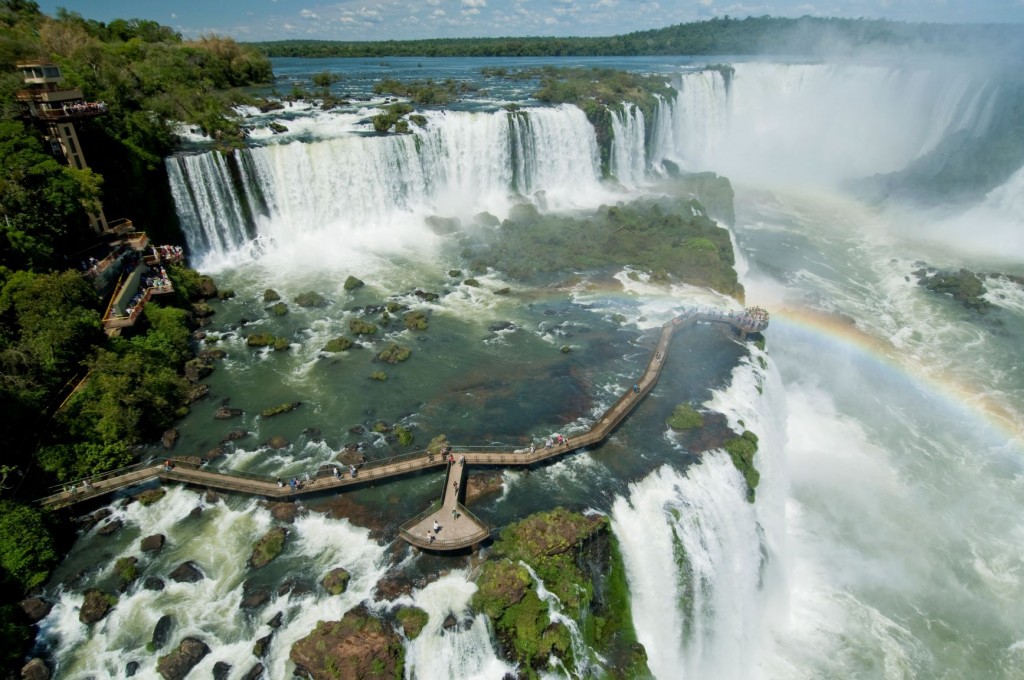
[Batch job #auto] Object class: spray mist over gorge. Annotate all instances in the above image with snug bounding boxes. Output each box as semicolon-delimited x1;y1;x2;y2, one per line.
40;54;1024;679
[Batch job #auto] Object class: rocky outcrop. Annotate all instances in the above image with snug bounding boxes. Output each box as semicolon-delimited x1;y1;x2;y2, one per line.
267;502;300;524
20;658;49;680
249;527;287;569
157;637;209;680
395;606;429;639
214;406;243;420
169;561;204;583
161;429;178;449
184;357;214;382
152;614;174;650
19;597;52;623
289;605;403;680
343;276;364;291
79;588;116;625
471;507;649;677
265;435;289;450
97;519;123;536
320;567;351;595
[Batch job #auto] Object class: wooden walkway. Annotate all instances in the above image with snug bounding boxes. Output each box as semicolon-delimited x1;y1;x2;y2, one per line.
38;309;767;550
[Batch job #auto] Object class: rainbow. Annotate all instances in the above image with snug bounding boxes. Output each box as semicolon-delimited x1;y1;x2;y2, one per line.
771;305;1024;448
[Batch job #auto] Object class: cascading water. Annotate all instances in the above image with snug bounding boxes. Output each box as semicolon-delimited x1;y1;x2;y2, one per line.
609;104;647;188
166;105;603;266
612;348;787;680
653;63;999;185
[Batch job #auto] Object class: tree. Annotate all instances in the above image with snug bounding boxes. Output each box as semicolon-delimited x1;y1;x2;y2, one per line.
0;500;56;592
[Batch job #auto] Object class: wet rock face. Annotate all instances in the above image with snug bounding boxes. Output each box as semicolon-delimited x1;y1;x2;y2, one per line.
141;534;166;552
152;614;174;650
157;637;210;680
20;657;50;680
290;605;404;680
79;589;115;625
19;597;52;623
169;561;205;583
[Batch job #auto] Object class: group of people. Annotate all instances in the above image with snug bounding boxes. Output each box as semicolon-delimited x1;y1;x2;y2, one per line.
736;306;770;329
60;101;107;116
154;244;184;262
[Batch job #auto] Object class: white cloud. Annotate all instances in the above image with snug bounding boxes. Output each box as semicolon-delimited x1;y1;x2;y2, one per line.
462;0;487;6
699;0;713;5
591;0;616;6
427;0;442;4
463;7;481;14
300;9;319;19
432;9;446;16
170;12;178;19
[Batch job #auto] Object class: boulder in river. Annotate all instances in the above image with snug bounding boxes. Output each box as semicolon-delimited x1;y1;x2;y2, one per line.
290;605;403;680
157;637;210;680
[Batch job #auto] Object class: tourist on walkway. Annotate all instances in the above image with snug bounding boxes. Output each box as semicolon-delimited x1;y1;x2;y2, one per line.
433;519;440;533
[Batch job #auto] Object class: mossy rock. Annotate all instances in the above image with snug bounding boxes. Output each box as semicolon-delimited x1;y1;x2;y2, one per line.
403;310;429;331
295;291;328;308
218;289;236;300
495;507;607;562
395;607;429;639
409;114;427;128
373;421;390;434
263;289;281;302
269;302;288;316
321;567;351;595
471;559;532;619
369;370;388;381
377;343;411;364
289;606;403;680
249;527;287;569
115;557;139;584
427;434;449;456
135;488;167;507
495;287;511;295
349;318;378;336
394;425;414;446
323;336;354;352
667;404;704;430
273;337;291;351
425;216;460;235
343;276;364;291
447;269;463;278
246;333;276;348
385;302;403;313
560;345;571;353
463;278;481;287
260;402;301;418
724;430;760;502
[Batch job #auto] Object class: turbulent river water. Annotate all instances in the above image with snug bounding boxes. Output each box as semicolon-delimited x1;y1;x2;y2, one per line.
39;56;1024;679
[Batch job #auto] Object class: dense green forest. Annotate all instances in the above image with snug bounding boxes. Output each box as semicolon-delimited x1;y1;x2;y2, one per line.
250;15;1022;58
0;1;271;672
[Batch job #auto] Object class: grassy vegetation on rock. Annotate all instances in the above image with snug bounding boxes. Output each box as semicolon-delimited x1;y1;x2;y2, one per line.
461;197;742;299
667;404;704;431
724;430;760;502
323;336;354;352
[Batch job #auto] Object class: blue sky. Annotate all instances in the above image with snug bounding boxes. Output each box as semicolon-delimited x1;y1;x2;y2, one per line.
41;1;1024;41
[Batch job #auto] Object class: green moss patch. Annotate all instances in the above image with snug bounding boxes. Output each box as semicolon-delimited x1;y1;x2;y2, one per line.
377;343;411;364
667;404;704;431
323;336;354;352
724;430;760;502
269;301;288;316
260;401;301;418
395;606;429;639
294;291;327;308
349;318;378;336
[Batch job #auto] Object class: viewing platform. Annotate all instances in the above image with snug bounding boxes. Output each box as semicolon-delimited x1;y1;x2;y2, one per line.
38;307;769;551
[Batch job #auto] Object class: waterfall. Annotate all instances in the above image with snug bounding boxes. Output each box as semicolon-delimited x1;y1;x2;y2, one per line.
609;104;647;188
611;350;788;680
651;63;998;185
167;105;602;264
